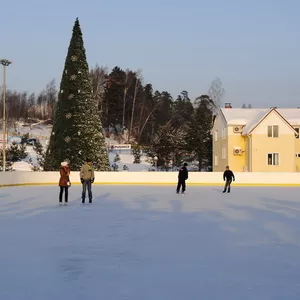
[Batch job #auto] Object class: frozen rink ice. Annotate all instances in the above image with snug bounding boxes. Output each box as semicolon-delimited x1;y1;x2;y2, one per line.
0;185;300;299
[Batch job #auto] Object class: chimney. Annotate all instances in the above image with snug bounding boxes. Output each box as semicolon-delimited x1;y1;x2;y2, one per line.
225;103;232;108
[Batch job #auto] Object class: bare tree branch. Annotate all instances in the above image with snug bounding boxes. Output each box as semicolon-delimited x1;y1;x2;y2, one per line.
208;77;225;113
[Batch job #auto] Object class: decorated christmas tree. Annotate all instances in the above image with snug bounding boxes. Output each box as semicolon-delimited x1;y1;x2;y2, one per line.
44;18;110;171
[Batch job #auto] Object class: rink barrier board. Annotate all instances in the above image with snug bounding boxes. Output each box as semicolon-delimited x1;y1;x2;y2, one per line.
1;182;300;187
1;171;300;187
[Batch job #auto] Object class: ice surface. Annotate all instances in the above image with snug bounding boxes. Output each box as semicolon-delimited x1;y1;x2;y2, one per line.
1;185;300;299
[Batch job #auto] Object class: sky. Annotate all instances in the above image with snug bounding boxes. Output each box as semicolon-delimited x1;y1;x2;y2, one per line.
0;0;300;108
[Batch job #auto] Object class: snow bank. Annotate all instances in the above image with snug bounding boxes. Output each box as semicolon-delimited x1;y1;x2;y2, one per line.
11;161;33;172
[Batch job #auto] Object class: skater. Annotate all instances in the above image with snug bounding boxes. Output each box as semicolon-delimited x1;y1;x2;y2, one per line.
223;166;235;193
80;159;95;203
176;163;188;194
59;161;71;205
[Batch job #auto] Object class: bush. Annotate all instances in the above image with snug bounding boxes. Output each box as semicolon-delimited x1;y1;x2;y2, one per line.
114;153;121;162
6;142;28;163
132;146;141;164
33;140;45;169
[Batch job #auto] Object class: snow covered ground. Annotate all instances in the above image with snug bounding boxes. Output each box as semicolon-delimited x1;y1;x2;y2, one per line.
1;185;300;299
11;149;152;172
109;150;152;171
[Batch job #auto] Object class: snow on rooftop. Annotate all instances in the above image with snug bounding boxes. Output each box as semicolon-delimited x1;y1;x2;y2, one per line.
221;108;268;125
221;108;300;133
277;109;300;125
242;109;271;135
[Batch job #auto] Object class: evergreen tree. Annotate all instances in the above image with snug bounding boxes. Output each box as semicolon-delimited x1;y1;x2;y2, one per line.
172;90;194;128
114;153;120;162
33;140;45;169
6;142;28;162
187;95;214;171
132;146;142;164
19;143;28;160
149;123;187;168
44;18;110;171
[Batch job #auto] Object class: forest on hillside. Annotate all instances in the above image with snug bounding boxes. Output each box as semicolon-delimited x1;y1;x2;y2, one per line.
1;66;224;140
0;66;226;169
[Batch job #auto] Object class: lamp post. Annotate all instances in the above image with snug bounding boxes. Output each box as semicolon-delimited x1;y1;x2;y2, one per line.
154;156;158;171
170;159;173;171
0;59;12;172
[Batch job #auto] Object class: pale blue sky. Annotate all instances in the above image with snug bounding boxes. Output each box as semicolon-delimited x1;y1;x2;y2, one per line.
1;0;299;107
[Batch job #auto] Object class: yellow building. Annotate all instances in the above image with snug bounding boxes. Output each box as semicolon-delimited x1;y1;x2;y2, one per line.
212;106;300;172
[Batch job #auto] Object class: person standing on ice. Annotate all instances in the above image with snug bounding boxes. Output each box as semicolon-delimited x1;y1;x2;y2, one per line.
223;166;235;193
59;161;71;205
80;159;95;203
176;163;188;194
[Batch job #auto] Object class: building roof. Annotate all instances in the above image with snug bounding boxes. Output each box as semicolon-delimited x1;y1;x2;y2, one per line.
220;108;300;135
221;108;268;125
241;109;270;135
277;109;300;125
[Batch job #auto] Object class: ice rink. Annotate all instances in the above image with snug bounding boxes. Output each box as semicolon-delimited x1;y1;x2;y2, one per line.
1;185;300;299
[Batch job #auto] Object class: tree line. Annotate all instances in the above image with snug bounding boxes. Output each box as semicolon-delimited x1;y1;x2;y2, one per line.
90;66;224;170
1;65;225;170
1;79;57;123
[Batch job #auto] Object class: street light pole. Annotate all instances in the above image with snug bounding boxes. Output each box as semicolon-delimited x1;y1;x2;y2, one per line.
0;59;12;172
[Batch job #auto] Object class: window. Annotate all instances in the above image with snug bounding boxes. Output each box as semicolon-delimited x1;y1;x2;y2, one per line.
222;147;226;159
267;153;279;165
214;154;218;166
222;128;227;139
296;153;300;158
267;125;279;137
215;130;218;142
295;128;299;139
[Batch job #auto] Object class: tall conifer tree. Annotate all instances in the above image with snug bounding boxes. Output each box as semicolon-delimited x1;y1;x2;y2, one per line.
44;18;110;171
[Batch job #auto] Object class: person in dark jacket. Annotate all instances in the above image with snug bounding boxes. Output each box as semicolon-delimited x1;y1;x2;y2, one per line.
223;166;235;193
177;163;188;194
59;161;71;205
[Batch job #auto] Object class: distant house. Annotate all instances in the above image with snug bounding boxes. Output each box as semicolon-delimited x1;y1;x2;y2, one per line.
212;105;300;172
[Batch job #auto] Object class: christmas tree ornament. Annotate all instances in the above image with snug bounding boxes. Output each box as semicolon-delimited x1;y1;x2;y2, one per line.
65;136;71;143
71;55;78;62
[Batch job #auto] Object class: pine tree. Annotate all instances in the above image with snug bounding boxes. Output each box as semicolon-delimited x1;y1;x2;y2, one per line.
44;18;110;171
187;95;214;171
172;91;194;129
114;153;120;162
149;123;187;168
33;140;45;169
6;142;28;162
132;146;141;164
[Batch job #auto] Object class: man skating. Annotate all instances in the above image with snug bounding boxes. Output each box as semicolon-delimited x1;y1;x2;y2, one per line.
177;163;188;194
223;166;235;193
80;159;95;203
